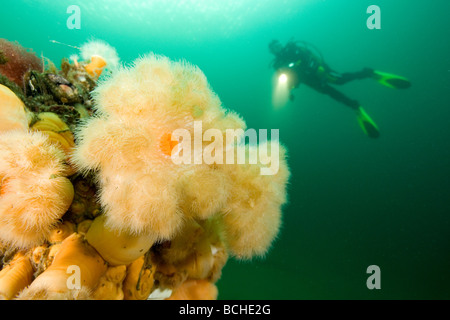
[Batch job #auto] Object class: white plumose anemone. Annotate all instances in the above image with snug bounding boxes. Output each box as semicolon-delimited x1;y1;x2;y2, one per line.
80;39;120;71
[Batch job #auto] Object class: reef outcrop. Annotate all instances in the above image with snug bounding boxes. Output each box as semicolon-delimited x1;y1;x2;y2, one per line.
0;40;290;300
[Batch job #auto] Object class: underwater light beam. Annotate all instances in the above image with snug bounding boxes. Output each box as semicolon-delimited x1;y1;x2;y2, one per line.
272;73;290;108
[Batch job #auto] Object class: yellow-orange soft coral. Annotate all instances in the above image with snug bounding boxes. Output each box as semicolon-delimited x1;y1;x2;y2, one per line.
0;251;34;300
47;221;76;244
123;255;155;300
0;49;291;300
31;112;76;157
86;215;156;266
0;84;30;132
0;130;74;248
152;218;227;292
17;233;107;300
91;265;127;300
84;55;107;78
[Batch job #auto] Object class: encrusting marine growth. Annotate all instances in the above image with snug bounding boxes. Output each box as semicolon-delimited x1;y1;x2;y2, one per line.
0;39;43;87
0;38;290;300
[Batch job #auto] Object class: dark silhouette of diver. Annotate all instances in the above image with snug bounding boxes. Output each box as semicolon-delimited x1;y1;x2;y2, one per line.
269;39;411;138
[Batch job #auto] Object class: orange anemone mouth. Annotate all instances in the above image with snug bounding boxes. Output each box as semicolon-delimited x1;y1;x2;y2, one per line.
159;132;179;158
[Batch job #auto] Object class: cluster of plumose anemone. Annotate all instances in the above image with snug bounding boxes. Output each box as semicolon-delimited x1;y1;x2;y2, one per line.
0;38;290;300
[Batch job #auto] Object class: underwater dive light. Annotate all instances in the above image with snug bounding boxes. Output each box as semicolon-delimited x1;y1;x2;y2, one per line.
278;73;288;84
273;72;290;108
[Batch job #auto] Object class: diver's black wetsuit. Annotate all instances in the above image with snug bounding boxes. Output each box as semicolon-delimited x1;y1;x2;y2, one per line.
270;40;374;110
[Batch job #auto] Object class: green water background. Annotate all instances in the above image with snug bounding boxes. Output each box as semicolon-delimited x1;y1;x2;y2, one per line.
1;0;449;299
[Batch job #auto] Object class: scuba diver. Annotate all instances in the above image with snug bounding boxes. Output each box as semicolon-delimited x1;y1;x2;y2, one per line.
269;39;411;138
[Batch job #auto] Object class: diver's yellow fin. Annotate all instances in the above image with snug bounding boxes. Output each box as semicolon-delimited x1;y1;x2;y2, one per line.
356;107;380;138
372;70;411;89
